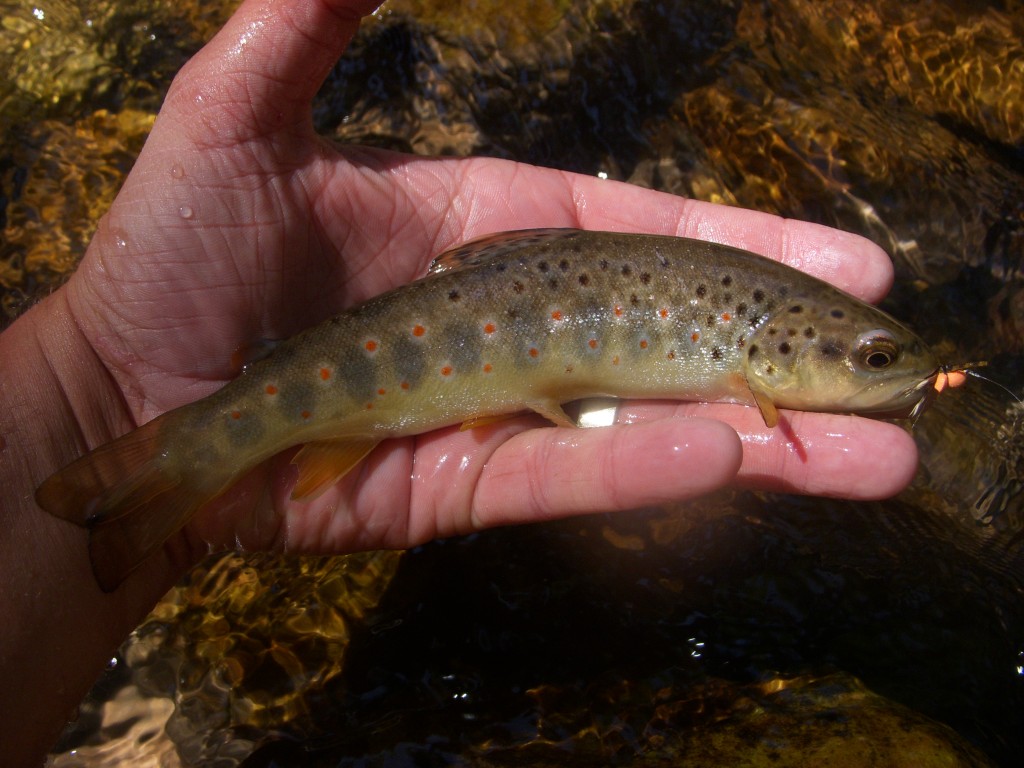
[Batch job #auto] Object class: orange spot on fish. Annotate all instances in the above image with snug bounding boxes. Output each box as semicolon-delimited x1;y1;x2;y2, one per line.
230;411;241;420
366;403;374;410
400;381;410;390
412;325;426;337
659;308;669;319
484;322;496;334
529;348;539;358
551;310;563;321
614;305;624;317
320;368;331;380
691;332;700;342
483;363;493;373
301;410;311;419
612;356;620;365
265;384;278;395
721;312;732;322
667;350;676;360
441;366;453;377
588;338;599;349
639;339;649;349
365;340;378;352
378;388;387;396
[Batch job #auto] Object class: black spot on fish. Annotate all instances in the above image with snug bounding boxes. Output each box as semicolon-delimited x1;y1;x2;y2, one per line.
538;261;549;273
804;327;816;338
705;314;715;328
599;259;609;270
736;302;747;314
721;275;732;287
766;363;776;375
787;328;798;337
548;278;559;290
736;336;746;348
789;304;803;313
621;264;632;277
779;342;791;355
640;272;651;285
630;294;640;306
819;339;846;358
513;280;524;294
768;327;778;336
507;308;519;320
448;290;460;302
578;273;590;287
696;284;707;298
830;308;845;319
495;263;507;273
748;344;759;358
559;259;570;271
711;347;723;360
753;289;765;303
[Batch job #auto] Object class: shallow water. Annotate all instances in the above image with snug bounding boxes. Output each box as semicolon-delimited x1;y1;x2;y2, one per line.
2;0;1023;765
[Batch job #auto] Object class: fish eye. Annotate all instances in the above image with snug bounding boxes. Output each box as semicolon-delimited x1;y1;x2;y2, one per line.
856;330;900;371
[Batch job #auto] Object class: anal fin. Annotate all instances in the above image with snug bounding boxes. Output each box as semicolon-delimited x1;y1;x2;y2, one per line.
291;438;381;500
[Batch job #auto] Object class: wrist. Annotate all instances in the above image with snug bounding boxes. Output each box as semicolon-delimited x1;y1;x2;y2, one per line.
0;287;194;765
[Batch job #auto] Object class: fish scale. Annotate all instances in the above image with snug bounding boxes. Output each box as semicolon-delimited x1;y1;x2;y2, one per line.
37;228;946;591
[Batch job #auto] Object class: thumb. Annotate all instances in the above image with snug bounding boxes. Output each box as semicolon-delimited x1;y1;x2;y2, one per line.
162;0;384;137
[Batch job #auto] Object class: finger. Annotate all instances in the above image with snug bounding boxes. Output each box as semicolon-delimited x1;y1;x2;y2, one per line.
467;418;744;530
164;0;383;134
616;401;919;500
395;158;893;304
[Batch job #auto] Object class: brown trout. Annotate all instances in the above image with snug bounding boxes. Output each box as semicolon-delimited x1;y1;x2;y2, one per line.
37;229;957;590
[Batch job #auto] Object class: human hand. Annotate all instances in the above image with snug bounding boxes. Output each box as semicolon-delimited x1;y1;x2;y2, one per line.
58;0;917;568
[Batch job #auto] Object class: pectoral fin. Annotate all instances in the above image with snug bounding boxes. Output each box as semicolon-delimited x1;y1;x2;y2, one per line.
745;378;780;428
290;438;381;500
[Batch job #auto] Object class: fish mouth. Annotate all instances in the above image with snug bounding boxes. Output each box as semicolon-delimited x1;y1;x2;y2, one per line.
846;369;940;421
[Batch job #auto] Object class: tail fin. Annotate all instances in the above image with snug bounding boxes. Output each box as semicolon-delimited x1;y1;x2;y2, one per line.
36;414;212;592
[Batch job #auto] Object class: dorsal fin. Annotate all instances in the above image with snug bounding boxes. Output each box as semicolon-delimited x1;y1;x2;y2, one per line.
428;229;582;274
229;338;282;375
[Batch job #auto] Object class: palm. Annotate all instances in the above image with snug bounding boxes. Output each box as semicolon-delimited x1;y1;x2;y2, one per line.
61;0;918;556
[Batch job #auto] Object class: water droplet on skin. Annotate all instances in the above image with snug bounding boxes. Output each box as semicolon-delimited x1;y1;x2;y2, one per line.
179;205;194;220
110;228;128;249
170;164;184;179
105;656;119;672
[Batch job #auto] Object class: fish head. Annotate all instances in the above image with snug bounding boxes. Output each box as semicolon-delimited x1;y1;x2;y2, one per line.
742;296;939;418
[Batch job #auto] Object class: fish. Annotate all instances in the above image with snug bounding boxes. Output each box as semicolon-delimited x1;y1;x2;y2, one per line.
36;228;961;591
